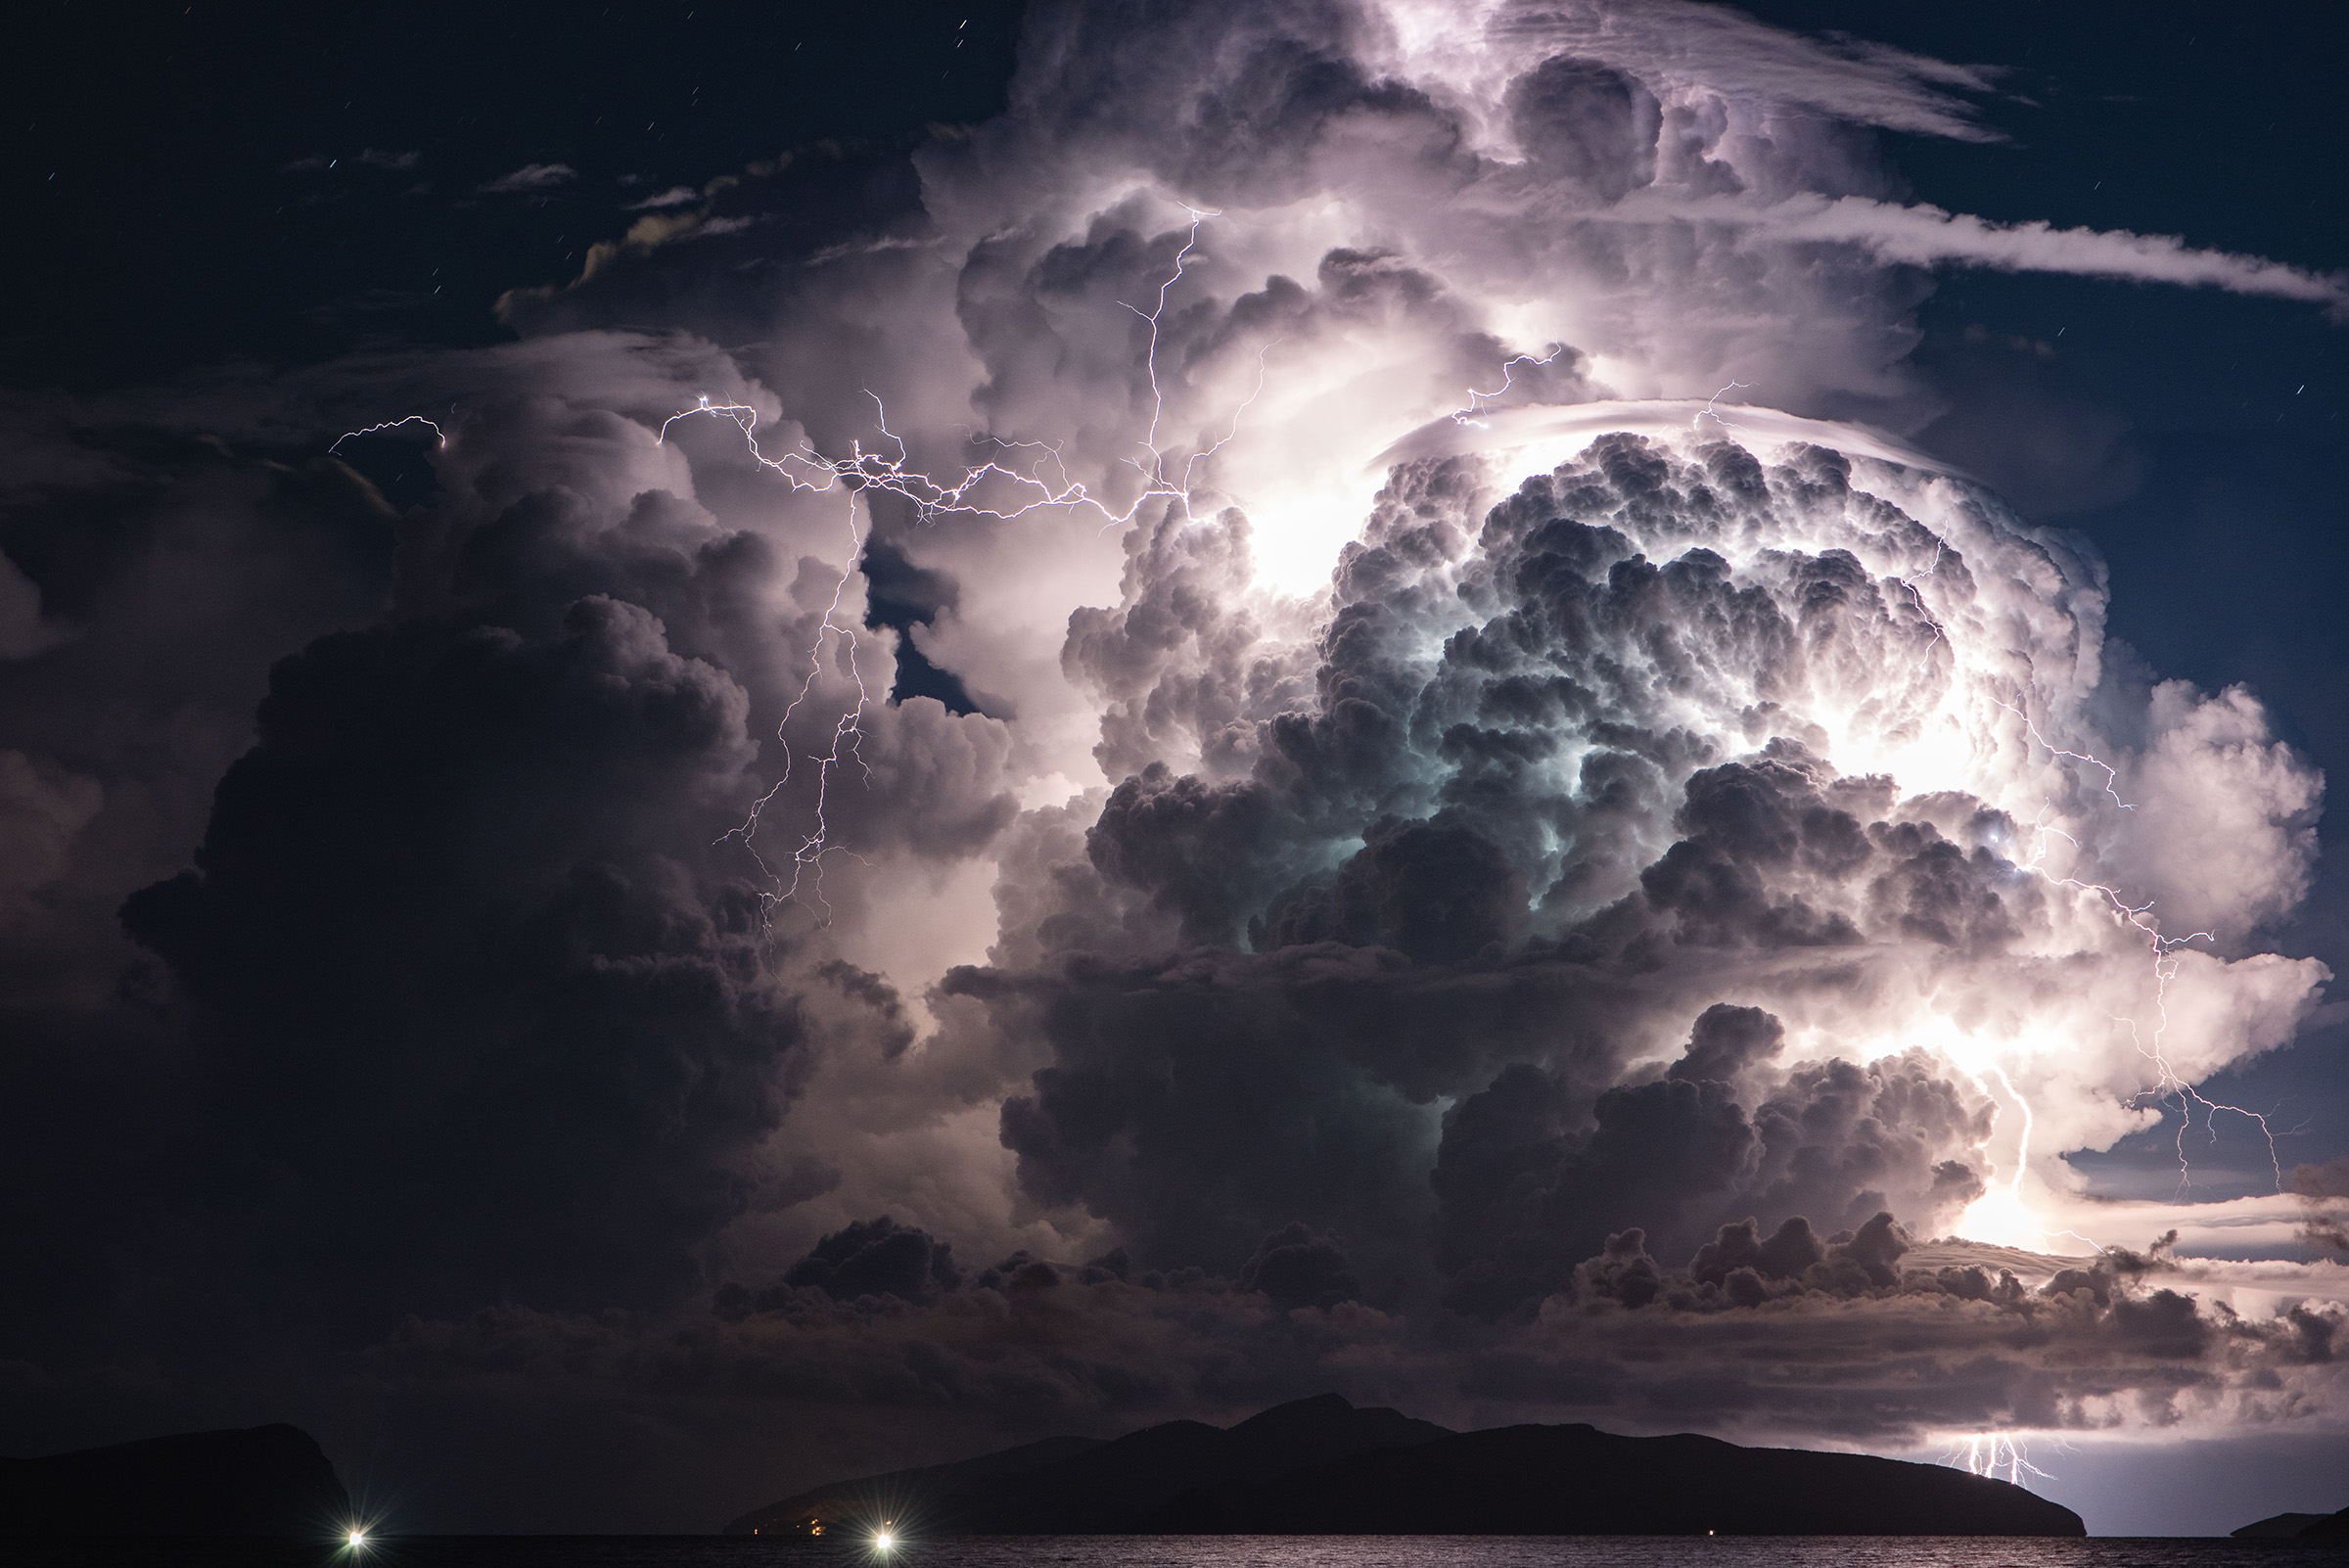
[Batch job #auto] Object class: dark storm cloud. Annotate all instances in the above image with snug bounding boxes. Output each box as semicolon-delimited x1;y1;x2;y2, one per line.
0;333;1028;1354
729;1215;964;1309
1669;1002;1783;1084
1260;815;1531;963
2295;1158;2349;1254
81;361;1027;1325
0;407;427;1369
1432;1029;1988;1315
336;1207;2340;1507
5;0;2342;1529
368;370;1023;873
118;590;802;1320
1046;435;2031;949
1240;1222;1364;1311
1506;57;1660;203
0;425;398;992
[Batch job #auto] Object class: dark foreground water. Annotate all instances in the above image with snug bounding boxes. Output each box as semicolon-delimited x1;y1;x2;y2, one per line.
10;1538;2345;1568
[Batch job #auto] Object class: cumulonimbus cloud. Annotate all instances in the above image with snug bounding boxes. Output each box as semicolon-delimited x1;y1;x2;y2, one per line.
4;0;2343;1522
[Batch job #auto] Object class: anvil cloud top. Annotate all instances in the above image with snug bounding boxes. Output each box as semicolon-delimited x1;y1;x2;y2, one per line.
2;0;2344;1539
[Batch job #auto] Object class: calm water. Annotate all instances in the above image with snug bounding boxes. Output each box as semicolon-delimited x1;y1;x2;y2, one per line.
9;1539;2344;1568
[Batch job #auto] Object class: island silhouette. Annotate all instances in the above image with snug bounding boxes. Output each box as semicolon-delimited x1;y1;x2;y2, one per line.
2235;1506;2349;1541
725;1393;2085;1537
0;1424;350;1538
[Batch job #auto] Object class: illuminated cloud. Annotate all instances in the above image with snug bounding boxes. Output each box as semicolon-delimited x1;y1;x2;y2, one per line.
1616;192;2349;310
361;1213;2346;1472
966;429;2323;1291
481;161;580;194
116;0;2345;1388
2;0;2342;1529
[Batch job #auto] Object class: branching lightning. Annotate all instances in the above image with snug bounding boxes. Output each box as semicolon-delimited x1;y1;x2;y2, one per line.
330;212;1580;928
1896;540;1947;653
2000;697;2133;814
659;208;1275;921
1996;697;2284;1199
327;271;2294;1226
1880;542;2282;1241
1451;346;1568;428
1946;1432;2056;1489
326;206;2293;1235
330;415;447;453
1690;380;1752;437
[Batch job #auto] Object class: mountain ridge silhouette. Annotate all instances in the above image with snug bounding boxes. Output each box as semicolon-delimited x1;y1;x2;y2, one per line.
723;1393;2083;1537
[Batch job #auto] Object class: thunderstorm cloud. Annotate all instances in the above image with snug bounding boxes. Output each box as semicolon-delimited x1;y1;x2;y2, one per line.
3;0;2344;1534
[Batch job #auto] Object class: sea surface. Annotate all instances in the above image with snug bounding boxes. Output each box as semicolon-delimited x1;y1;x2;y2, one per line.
10;1538;2344;1568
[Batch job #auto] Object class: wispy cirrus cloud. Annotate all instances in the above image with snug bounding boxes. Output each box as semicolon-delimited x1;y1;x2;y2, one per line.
1617;189;2349;310
281;148;422;174
480;161;578;195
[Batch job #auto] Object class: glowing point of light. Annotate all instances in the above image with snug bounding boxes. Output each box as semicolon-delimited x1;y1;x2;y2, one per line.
875;1532;895;1549
346;1528;368;1548
1953;1179;2046;1254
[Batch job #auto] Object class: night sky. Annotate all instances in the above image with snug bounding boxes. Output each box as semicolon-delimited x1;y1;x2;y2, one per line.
3;0;2345;1539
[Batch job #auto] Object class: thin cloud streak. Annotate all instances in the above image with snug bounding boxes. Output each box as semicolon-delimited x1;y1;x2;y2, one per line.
481;161;579;194
1617;190;2349;308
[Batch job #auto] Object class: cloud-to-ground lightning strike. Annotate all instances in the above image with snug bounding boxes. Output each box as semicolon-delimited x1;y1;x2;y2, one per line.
1892;558;2286;1488
1947;1432;2057;1488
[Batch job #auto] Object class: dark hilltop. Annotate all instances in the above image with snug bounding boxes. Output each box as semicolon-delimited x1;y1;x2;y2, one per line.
2234;1504;2349;1541
0;1424;350;1539
726;1394;2084;1537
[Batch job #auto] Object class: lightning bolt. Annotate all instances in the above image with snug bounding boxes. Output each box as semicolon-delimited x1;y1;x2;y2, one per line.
1897;540;1948;653
1451;345;1569;428
2000;697;2133;813
715;476;875;925
1690;380;1752;437
1947;1433;2056;1489
1999;697;2284;1200
661;208;1272;922
1125;208;1216;469
330;415;446;452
